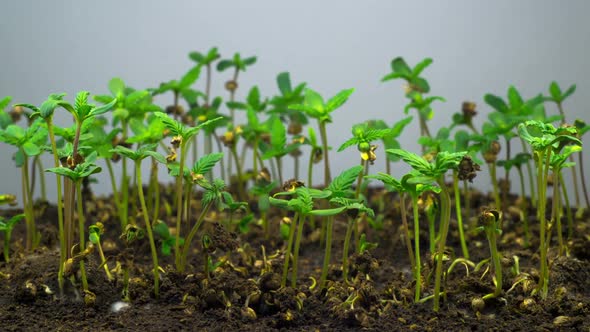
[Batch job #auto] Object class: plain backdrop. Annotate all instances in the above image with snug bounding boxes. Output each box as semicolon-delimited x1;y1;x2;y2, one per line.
1;1;589;205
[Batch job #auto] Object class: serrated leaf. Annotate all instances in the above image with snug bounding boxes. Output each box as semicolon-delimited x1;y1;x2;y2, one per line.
328;165;363;193
192;153;223;175
89;98;117;118
75;91;90;111
387;149;432;174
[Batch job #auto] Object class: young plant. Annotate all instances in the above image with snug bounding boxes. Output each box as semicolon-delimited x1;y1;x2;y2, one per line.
46;155;102;294
518;120;580;299
110;143;167;297
269;186;351;288
0;213;25;262
261;116;301;185
366;117;413;174
387;148;466;311
153;111;220;270
477;209;503;300
217;52;257;126
289;88;355;187
88;222;113;281
545;81;584;210
152;66;202;120
366;172;440;302
95;79;160;229
574;119;590;212
382;57;438;143
0;118;47;250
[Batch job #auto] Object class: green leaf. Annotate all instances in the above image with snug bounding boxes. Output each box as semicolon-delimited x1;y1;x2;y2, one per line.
179;65;202;90
22;142;41;156
328;165;363;193
110;145;138;160
216;59;233;72
549;81;562;101
391;57;411;75
412;58;433;76
390;116;413;137
387;149;432;174
326;88;354;112
304;89;325;112
309;206;346;216
562;84;576;100
5;125;25;139
0;96;11;110
484;94;508;113
277;72;292;95
188;51;204;63
75;91;90;111
507;86;523;109
144;150;167;164
109;77;125;97
89;98;117;118
192;153;224;176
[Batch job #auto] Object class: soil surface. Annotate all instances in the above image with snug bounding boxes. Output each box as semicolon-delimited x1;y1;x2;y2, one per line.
1;186;589;331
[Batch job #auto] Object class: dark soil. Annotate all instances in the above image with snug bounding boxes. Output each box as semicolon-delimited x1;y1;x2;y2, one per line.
1;186;589;331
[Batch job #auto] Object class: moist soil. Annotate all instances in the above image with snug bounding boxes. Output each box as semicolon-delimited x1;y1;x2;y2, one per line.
1;186;589;331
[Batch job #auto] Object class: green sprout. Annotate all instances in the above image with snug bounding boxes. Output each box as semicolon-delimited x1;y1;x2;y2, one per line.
152;65;202;120
217;52;257;125
366;172;440;302
382;57;439;145
387;148;466;311
477;209;503;300
153;111;221;270
88;222;113;281
574;119;590;212
0;213;25;262
46;154;102;294
0;118;47;250
261;116;301;185
110;143;167;298
153;220;183;257
366;117;413;175
270;185;357;289
289;87;355;187
518;120;581;299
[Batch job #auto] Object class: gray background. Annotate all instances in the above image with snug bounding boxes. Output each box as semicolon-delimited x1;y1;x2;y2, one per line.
1;1;588;204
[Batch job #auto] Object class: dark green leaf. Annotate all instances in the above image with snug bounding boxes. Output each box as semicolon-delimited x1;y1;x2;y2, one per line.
326;88;354;112
391;57;411;75
179;65;202;90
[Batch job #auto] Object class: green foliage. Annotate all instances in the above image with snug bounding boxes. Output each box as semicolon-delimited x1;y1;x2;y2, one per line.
387;149;466;179
327;165;364;196
0;214;25;234
58;91;117;125
191;153;224;177
546;81;576;104
153;111;222;140
189;47;220;66
153;220;183;256
152;65;202;96
46;160;102;183
0;119;48;167
289;88;354;123
216;53;257;72
382;57;433;93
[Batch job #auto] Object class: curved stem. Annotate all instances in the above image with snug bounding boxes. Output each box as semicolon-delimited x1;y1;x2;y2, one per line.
516;167;530;247
174;142;187;270
180;201;213;273
488;162;501;210
47;120;65;292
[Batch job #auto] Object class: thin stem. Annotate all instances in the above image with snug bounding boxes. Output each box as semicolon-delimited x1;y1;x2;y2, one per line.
281;213;299;288
136;160;160;297
520;138;537;208
578;150;590;209
174;142;187;270
342;216;356;283
559;172;574;241
230;144;246;201
488;162;501;210
291;215;306;288
318;121;332;187
294;155;299;180
433;176;451;312
46;120;65;292
485;225;502;297
179;201;213;273
75;181;88;292
276;157;283;186
320;215;334;290
307;149;314;188
399;193;415;271
35;157;47;201
551;169;564;256
411;196;422;302
453;171;469;259
516;167;530;247
557;102;581;208
105;159;122;221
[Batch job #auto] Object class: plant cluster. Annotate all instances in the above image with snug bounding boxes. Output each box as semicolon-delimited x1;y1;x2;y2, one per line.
0;52;587;319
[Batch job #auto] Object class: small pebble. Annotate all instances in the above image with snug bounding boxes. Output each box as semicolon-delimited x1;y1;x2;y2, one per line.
110;301;130;313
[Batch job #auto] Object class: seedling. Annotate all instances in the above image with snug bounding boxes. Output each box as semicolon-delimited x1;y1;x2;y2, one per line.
153;220;183;256
0;118;47;250
110;143;167;297
46;155;102;293
366;172;440;302
574;119;590;211
217;52;257;126
0;213;25;262
387;148;466;311
518;120;580;299
289;87;355;187
153;111;221;270
88;222;113;281
477;209;503;300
